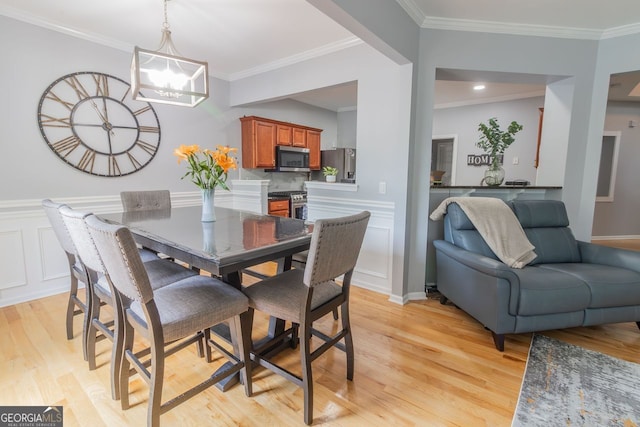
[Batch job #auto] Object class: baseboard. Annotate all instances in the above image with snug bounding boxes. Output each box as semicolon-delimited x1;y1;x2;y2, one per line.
591;235;640;240
388;291;427;305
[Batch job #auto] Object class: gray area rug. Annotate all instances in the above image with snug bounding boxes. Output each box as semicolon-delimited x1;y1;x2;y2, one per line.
512;334;640;427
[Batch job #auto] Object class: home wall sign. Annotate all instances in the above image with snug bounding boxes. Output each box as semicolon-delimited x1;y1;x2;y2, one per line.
37;71;161;177
467;154;503;166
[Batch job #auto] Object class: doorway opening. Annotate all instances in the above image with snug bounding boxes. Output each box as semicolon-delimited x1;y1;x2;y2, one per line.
431;135;457;186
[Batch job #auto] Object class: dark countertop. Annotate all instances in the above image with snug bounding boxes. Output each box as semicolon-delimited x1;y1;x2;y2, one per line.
430;185;562;189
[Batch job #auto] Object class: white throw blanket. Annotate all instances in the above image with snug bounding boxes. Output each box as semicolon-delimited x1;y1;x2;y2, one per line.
430;197;537;269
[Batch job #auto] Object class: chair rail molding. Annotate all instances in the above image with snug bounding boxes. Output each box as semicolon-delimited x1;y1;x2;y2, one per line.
307;195;395;297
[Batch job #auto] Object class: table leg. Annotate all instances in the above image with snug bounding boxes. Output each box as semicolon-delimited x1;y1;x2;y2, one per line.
213;271;242;392
268;256;292;338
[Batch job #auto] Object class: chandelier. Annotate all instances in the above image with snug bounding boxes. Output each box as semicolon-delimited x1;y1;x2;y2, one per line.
131;0;209;107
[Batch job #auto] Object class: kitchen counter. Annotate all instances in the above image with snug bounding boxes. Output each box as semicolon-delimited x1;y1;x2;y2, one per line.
430;185;562;189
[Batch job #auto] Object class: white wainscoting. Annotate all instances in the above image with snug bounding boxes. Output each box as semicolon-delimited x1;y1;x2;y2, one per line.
307;195;395;296
0;190;234;308
230;179;268;214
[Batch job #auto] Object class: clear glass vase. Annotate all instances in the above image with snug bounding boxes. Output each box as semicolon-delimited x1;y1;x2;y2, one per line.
483;163;505;186
201;188;216;222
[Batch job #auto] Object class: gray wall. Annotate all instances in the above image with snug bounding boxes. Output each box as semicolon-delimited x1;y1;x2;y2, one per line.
0;15;236;200
432;96;544;185
0;15;340;200
337;109;357;148
592;101;640;236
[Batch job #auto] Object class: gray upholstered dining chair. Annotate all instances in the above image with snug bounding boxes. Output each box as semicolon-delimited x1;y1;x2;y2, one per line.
120;190;178;265
59;205;197;401
84;214;253;427
292;250;339;321
42;199;91;357
242;211;370;425
120;190;171;212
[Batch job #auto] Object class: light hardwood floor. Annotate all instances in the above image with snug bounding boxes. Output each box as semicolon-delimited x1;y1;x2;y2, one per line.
2;263;640;426
593;239;640;251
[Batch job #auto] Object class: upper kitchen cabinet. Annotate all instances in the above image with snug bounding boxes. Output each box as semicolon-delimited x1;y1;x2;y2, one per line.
307;129;321;170
241;117;276;168
292;127;307;147
276;124;293;146
240;116;322;170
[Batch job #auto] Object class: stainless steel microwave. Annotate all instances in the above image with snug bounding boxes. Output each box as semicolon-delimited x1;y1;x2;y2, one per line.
272;146;310;172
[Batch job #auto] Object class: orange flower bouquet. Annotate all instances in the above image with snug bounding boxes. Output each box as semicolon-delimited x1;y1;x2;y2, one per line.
173;144;238;191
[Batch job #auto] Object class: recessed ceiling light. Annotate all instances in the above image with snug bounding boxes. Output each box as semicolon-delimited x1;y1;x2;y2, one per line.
473;84;486;91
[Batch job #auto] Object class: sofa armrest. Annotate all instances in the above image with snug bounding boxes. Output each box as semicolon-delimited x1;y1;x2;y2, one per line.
433;240;519;282
578;241;640;273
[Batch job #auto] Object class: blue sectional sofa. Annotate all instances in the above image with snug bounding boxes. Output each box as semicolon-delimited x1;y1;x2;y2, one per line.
433;199;640;351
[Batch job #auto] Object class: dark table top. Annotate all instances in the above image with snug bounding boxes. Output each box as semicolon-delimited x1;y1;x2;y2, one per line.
100;206;312;282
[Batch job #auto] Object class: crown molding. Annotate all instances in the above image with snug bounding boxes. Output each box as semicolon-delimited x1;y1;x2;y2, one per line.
422;16;603;40
395;0;640;40
601;22;640;39
228;37;363;81
434;89;546;110
395;0;427;27
0;4;133;51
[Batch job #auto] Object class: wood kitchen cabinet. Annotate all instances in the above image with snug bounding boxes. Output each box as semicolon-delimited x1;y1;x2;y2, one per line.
240;116;321;169
292;127;307;147
241;117;277;168
268;199;290;217
306;129;321;170
276;124;293;146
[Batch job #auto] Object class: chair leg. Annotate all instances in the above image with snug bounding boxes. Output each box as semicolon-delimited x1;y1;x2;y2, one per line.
341;303;355;381
66;267;78;340
119;321;135;410
300;318;313;425
332;308;339;321
86;290;101;371
110;296;126;401
196;331;205;359
147;333;165;427
80;280;91;363
204;328;212;363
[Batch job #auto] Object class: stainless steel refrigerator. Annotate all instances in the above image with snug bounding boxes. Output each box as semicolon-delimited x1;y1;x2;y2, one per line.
313;148;357;183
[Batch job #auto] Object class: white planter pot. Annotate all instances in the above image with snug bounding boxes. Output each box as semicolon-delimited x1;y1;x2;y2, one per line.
326;175;337;183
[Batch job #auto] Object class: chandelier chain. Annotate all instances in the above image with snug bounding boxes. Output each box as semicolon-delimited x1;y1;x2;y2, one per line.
162;0;170;30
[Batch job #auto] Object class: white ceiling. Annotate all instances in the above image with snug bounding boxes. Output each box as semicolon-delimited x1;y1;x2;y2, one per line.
1;0;639;111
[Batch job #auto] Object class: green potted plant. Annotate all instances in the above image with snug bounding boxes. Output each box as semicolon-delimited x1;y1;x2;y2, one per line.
477;117;523;186
322;166;338;183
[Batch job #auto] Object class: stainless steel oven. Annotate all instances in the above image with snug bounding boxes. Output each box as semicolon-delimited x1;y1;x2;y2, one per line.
290;192;307;220
268;191;307;220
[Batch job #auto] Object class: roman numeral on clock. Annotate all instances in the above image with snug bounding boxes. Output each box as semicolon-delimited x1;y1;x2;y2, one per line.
94;74;109;97
135;140;157;155
51;135;81;156
40;114;71;128
64;75;91;101
77;149;96;173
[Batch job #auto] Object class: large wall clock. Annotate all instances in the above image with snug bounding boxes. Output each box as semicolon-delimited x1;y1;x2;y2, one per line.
37;71;161;177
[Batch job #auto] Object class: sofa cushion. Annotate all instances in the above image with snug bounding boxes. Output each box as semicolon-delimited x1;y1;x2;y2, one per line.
523;228;581;265
509;266;591;316
539;263;640;308
444;203;499;260
510;200;570;228
510;200;581;265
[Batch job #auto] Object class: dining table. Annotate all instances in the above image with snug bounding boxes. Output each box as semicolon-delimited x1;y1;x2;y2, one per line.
99;205;313;390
